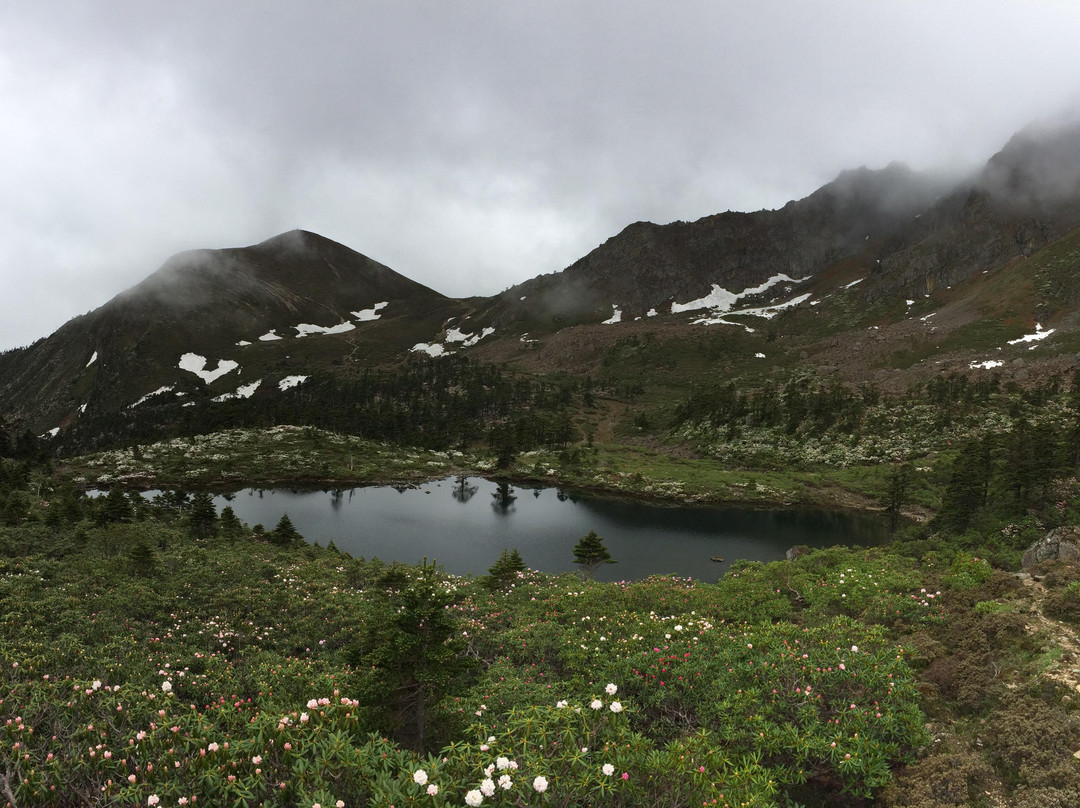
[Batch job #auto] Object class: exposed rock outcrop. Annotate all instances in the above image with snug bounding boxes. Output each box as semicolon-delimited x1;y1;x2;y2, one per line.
1022;526;1080;570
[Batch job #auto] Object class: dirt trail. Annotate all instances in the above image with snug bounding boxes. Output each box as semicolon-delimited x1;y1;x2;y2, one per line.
1016;574;1080;694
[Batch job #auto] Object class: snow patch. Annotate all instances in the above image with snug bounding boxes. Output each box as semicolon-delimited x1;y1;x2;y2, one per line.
130;385;175;409
843;278;864;289
672;273;807;315
694;293;812;325
352;301;389;321
754;352;766;359
294;321;356;337
970;360;1004;370
79;403;87;414
905;300;915;306
178;353;239;384
258;330;283;341
86;351;98;367
602;304;622;325
236;340;252;346
411;342;447;357
213;380;262;402
445;326;495;347
1007;324;1054;346
647;308;658;317
278;375;309;391
42;427;59;438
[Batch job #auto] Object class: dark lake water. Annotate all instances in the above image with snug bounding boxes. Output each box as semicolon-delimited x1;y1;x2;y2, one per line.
212;476;886;582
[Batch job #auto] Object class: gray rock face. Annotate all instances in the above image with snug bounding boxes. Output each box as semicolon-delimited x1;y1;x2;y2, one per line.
1022;526;1080;570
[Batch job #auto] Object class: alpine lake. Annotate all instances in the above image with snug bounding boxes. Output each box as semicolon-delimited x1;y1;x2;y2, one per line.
209;476;887;583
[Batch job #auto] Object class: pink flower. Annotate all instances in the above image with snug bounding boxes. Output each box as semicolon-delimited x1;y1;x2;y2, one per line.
622;772;629;780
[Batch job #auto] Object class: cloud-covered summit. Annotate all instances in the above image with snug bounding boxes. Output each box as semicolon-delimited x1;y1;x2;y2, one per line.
3;1;1080;351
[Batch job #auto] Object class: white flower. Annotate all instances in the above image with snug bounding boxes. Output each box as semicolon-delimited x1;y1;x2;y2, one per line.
307;699;319;709
556;699;568;708
480;778;496;797
602;763;615;776
605;683;617;695
533;775;549;793
161;681;172;693
92;680;102;690
496;756;511;770
609;701;623;713
147;798;160;807
590;699;603;710
426;785;438;796
412;769;428;786
851;645;859;653
498;774;512;789
465;789;483;806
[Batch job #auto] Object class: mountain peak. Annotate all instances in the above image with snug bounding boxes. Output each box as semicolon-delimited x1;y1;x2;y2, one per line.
980;117;1080;210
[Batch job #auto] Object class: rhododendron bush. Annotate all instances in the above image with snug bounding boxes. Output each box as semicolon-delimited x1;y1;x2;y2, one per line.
0;508;933;806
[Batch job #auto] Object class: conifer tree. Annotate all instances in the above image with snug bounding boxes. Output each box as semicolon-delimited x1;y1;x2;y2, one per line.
271;512;302;546
97;487;132;524
187;491;217;539
355;559;474;751
884;463;913;534
573;530;616;578
218;505;244;539
487;547;527;589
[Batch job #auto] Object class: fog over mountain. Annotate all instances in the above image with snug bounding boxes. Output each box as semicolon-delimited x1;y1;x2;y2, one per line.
3;1;1080;351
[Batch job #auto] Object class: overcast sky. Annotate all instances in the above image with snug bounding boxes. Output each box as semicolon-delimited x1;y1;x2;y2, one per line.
3;1;1080;351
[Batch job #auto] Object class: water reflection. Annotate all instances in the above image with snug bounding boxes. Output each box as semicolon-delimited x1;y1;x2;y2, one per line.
215;477;886;582
491;481;517;515
452;475;478;504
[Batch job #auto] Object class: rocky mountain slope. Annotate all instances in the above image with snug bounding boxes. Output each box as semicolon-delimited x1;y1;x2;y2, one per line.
0;230;467;434
4;118;1080;442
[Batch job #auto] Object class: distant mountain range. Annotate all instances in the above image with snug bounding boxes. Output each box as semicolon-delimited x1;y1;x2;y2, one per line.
4;117;1080;443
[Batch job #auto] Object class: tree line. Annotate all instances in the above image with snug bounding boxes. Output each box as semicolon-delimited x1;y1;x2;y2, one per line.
52;356;579;457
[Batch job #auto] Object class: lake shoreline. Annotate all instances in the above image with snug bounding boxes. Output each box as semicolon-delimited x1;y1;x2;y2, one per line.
77;464;927;522
60;426;934;522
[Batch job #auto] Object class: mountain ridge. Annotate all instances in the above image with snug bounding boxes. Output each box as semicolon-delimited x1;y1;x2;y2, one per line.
5;118;1080;444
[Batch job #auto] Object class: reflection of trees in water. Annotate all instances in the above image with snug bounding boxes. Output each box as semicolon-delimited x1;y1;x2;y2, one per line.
491;481;517;515
329;489;344;510
533;489;541;498
452;475;479;504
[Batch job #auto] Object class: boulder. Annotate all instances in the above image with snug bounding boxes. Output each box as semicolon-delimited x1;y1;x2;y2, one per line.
1022;526;1080;570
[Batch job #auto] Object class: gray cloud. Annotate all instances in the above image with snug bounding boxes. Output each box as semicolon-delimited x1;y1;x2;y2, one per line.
3;0;1080;349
